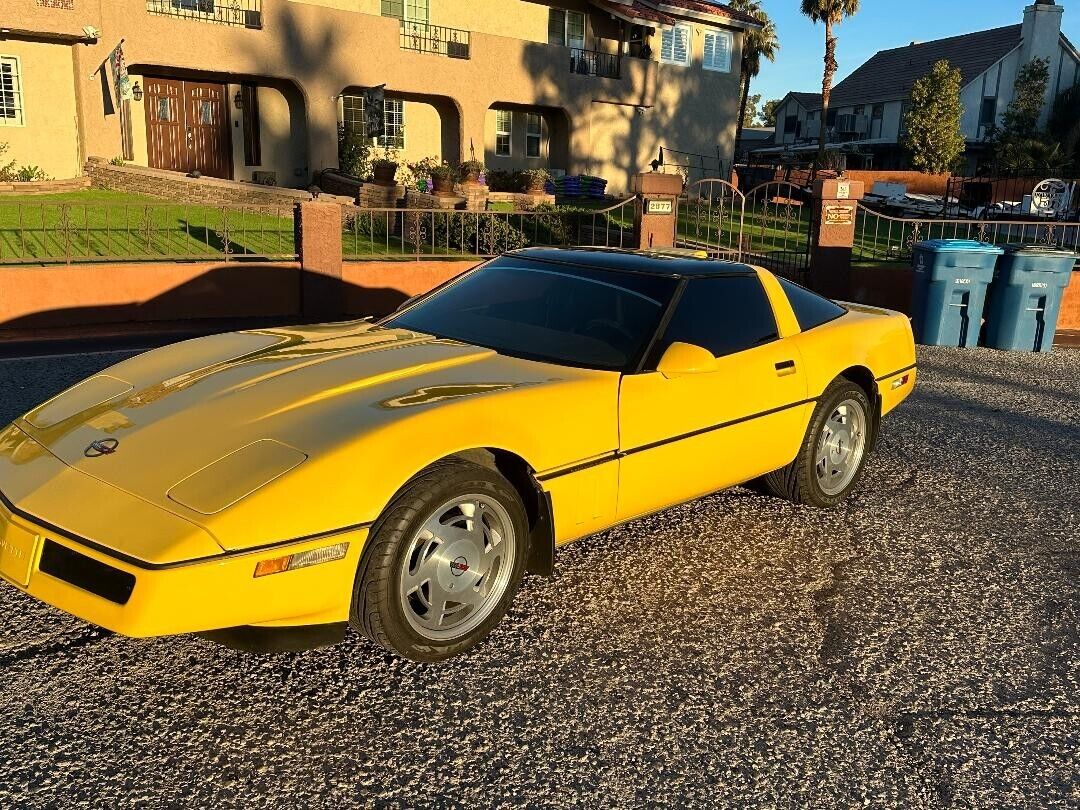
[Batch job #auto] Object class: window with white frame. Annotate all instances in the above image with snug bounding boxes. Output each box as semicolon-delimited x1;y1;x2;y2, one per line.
0;57;24;126
381;0;429;22
660;26;690;66
496;109;512;156
340;94;405;149
702;30;732;72
526;113;542;158
548;8;586;50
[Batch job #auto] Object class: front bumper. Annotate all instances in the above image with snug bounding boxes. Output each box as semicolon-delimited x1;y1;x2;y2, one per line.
0;423;368;638
0;494;369;637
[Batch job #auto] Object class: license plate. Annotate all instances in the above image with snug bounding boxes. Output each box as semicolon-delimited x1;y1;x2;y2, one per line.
0;512;40;588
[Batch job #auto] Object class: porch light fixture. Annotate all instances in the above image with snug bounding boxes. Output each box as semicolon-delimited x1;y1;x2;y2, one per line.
234;90;244;110
131;82;143;102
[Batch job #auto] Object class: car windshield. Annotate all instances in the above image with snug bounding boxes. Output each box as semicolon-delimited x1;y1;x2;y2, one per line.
385;257;678;371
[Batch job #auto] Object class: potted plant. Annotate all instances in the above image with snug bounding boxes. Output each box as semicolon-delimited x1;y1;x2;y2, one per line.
429;161;457;195
371;145;400;185
459;159;485;185
522;168;551;194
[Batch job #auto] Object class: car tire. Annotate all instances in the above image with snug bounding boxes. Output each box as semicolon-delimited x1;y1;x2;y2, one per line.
350;459;528;663
759;379;873;508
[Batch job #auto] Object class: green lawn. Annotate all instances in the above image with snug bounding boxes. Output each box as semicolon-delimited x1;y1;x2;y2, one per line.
0;190;298;264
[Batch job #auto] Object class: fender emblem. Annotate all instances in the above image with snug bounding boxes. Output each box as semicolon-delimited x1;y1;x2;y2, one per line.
84;438;120;458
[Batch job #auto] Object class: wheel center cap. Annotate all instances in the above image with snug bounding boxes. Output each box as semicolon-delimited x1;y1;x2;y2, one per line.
449;556;470;577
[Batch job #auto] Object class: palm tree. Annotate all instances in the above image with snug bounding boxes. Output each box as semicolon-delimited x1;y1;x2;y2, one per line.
801;0;861;174
731;1;780;165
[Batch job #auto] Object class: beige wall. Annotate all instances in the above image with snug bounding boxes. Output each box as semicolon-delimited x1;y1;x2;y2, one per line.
0;40;81;180
6;0;744;193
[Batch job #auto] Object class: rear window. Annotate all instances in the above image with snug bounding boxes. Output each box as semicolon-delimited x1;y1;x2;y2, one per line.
777;277;846;331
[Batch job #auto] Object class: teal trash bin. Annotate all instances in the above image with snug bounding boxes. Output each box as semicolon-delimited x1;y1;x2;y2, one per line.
983;245;1077;352
910;240;1003;347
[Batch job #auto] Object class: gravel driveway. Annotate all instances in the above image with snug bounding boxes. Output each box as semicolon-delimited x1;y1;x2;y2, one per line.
0;343;1076;808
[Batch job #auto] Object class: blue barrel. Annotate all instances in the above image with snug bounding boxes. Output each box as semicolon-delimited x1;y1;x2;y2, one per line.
910;240;1003;347
984;245;1077;352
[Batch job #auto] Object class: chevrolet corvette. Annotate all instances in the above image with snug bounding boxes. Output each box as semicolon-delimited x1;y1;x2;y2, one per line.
0;248;916;662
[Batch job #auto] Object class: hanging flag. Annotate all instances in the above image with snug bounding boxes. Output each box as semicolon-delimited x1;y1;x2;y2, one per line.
109;42;133;102
363;85;386;139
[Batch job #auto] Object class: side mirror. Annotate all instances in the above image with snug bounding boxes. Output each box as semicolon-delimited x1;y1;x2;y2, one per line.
656;342;717;378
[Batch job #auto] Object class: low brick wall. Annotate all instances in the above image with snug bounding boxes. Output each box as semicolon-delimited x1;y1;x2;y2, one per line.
0;259;475;334
0;177;91;195
317;170;364;202
85;159;353;207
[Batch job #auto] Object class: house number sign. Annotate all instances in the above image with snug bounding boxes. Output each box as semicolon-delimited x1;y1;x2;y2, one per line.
646;198;674;215
824;204;855;226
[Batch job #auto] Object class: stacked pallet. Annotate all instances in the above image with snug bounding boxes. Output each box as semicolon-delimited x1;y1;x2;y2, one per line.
550;175;608;199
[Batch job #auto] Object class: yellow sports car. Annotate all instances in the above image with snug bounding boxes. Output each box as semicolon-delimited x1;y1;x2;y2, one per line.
0;249;916;662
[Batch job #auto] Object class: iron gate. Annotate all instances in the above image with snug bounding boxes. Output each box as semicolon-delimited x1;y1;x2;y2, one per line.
676;179;813;278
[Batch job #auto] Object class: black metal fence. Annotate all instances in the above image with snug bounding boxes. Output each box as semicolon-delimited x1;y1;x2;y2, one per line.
145;0;263;29
569;49;620;79
342;199;637;260
854;204;1080;263
399;21;471;59
0;202;295;264
676;179;813;278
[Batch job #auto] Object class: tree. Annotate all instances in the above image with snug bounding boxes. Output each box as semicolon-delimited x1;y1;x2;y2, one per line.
1048;85;1080;170
760;98;782;127
902;60;966;175
741;93;762;128
730;0;779;163
800;0;861;174
1001;58;1050;141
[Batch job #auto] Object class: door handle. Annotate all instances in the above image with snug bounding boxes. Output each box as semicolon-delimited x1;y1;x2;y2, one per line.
775;359;796;376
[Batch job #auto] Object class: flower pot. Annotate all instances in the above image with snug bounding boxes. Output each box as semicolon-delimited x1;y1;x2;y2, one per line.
431;175;456;196
527;181;547;195
372;163;398;185
461;169;482;185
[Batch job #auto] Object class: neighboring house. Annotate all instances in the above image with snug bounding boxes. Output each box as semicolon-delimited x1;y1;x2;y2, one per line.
1;0;758;192
755;0;1080;171
735;125;774;163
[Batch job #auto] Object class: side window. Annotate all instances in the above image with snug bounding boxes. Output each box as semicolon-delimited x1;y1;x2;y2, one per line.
654;276;778;364
776;277;846;331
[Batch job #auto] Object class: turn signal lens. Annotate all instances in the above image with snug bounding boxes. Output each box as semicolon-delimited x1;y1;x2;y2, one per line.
253;542;349;578
891;374;910;390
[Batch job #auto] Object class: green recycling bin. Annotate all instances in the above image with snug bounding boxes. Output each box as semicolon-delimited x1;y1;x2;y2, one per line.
910;240;1003;347
983;245;1077;352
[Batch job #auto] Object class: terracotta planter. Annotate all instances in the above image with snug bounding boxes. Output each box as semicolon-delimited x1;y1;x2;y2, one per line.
461;170;482;185
372;163;398;185
527;181;547;194
431;175;456;196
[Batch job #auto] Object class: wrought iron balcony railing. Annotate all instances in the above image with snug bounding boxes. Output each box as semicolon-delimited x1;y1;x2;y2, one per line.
399;20;471;59
569;48;620;79
145;0;262;30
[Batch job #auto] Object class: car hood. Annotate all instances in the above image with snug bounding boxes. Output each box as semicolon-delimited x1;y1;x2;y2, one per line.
13;321;617;550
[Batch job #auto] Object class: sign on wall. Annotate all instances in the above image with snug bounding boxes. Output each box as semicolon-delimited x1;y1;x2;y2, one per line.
824;204;855;226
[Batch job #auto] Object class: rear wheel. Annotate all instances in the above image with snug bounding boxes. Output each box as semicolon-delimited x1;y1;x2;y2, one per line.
759;380;872;508
351;460;527;663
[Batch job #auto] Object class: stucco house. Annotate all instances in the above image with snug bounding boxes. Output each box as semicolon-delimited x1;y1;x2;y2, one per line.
1;0;757;193
755;0;1079;171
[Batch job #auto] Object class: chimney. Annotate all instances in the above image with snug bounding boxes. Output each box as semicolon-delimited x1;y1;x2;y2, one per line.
1019;0;1064;125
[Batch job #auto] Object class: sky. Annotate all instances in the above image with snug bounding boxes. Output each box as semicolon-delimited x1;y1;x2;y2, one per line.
750;0;1080;107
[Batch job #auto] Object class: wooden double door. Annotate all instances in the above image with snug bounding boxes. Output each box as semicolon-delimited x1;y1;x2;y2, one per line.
144;78;232;179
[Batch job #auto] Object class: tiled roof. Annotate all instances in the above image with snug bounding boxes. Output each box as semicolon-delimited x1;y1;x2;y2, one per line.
654;0;761;26
826;25;1023;108
787;92;823;109
594;0;759;28
592;0;677;27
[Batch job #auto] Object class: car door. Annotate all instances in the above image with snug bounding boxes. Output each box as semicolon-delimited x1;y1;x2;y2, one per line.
616;273;811;521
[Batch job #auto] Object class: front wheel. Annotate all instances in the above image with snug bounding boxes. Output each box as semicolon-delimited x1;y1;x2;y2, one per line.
351;460;528;663
759;380;873;508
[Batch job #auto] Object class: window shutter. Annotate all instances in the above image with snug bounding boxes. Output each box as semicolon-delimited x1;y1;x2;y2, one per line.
548;9;566;47
703;34;716;67
674;27;688;65
704;31;731;71
660;28;674;62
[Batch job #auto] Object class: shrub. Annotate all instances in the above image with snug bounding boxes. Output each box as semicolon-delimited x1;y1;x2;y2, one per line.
430;211;529;253
429;161;456;181
0;143;16;182
15;165;48;182
521;169;551;190
485;169;524;192
338;124;372;179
